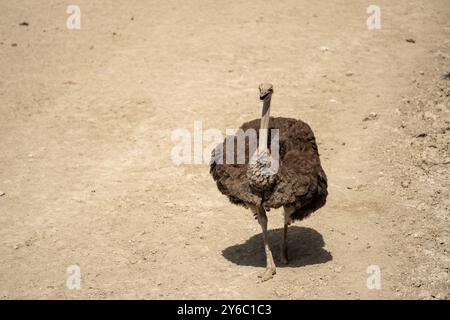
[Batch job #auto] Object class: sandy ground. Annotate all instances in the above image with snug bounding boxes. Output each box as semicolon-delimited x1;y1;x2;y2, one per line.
0;0;449;299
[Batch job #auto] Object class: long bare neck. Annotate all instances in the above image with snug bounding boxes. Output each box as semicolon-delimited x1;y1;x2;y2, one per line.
258;97;271;152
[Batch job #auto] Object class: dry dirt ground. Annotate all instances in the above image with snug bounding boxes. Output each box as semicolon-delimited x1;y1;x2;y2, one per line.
0;0;449;299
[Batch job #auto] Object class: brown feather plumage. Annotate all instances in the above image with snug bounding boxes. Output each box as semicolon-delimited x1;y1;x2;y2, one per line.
210;116;328;221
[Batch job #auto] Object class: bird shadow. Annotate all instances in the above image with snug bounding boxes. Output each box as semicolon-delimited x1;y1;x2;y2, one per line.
222;226;332;268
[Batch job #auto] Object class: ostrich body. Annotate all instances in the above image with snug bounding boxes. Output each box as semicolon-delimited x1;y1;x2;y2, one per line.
210;83;328;281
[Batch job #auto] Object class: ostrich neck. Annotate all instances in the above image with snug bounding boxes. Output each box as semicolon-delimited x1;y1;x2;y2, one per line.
258;97;271;152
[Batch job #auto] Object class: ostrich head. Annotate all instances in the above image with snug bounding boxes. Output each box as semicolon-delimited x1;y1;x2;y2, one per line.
259;83;274;101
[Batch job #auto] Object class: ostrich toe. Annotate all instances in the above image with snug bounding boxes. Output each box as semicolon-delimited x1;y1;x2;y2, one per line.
258;267;276;282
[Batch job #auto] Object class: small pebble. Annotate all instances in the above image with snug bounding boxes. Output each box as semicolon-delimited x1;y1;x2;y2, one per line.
401;181;411;188
363;112;378;121
415;133;427;138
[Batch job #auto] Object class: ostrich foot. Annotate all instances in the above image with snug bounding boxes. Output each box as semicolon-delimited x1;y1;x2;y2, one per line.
258;267;276;282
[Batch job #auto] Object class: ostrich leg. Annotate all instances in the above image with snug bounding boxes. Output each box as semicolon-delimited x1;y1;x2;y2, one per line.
251;205;276;281
281;206;295;264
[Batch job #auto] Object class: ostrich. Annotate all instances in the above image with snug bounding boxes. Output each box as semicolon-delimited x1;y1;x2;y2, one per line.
210;83;328;281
